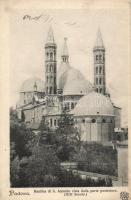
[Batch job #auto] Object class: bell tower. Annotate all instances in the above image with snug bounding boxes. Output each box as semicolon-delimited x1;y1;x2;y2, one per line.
93;29;106;95
45;26;57;95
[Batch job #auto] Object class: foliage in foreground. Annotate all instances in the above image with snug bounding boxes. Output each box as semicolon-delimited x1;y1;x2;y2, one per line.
77;143;117;176
10;108;113;187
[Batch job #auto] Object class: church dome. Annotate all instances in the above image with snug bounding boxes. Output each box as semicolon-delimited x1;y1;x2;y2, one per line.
72;91;114;116
63;79;93;95
57;61;71;88
20;77;45;93
58;67;85;90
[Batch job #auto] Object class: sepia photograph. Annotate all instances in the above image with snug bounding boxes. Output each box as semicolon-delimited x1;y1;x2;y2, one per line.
10;8;128;188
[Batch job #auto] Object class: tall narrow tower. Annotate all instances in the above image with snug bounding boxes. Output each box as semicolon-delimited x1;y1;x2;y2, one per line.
45;26;57;95
61;37;69;63
93;29;106;95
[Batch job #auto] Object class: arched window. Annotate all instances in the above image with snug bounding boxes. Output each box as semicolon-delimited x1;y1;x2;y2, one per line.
54;77;56;83
54;52;56;59
51;64;53;72
54;87;56;94
82;119;85;123
50;87;52;94
67;102;70;110
75;119;77;124
46;52;49;58
71;102;74;109
54;65;56;73
96;88;98;92
99;55;102;61
46;76;48;83
46;65;48;72
99;66;102;74
96;77;98;84
50;76;52;83
96;67;98;74
50;118;52;127
92;119;96;123
102;119;106;123
96;55;99;61
50;52;53;60
49;65;52;72
54;119;57;126
99;77;102;85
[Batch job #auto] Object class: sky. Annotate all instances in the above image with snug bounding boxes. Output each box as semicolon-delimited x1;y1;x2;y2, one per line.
10;9;129;126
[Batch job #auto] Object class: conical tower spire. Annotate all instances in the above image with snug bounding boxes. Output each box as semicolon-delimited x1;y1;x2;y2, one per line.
61;37;69;62
94;28;104;48
46;26;55;44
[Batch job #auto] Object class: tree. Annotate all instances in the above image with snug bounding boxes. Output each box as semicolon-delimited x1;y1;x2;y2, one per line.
10;108;35;158
10;156;20;187
21;110;25;122
77;143;117;176
37;116;57;146
17;146;61;187
55;110;80;161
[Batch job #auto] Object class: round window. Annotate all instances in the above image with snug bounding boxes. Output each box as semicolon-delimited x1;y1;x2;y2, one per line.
92;119;96;123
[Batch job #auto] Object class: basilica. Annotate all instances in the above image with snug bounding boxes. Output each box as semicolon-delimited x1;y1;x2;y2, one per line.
16;26;121;142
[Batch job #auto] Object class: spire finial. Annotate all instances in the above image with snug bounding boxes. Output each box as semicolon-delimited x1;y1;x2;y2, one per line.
61;37;69;56
61;37;69;62
46;25;55;44
94;28;104;48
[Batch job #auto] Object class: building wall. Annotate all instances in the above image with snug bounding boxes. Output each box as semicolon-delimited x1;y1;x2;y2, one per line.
19;92;33;106
23;104;46;124
63;95;82;111
91;123;97;141
75;116;115;142
114;106;121;128
117;146;128;185
102;123;109;141
33;105;45;123
23;109;34;123
19;92;45;106
45;115;60;129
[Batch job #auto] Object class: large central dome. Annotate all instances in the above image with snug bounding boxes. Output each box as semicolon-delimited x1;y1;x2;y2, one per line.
63;79;93;95
57;61;71;88
58;67;88;90
57;37;92;93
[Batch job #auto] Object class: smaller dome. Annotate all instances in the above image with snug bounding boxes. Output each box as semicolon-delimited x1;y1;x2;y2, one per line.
72;91;114;116
20;77;45;93
63;79;93;95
